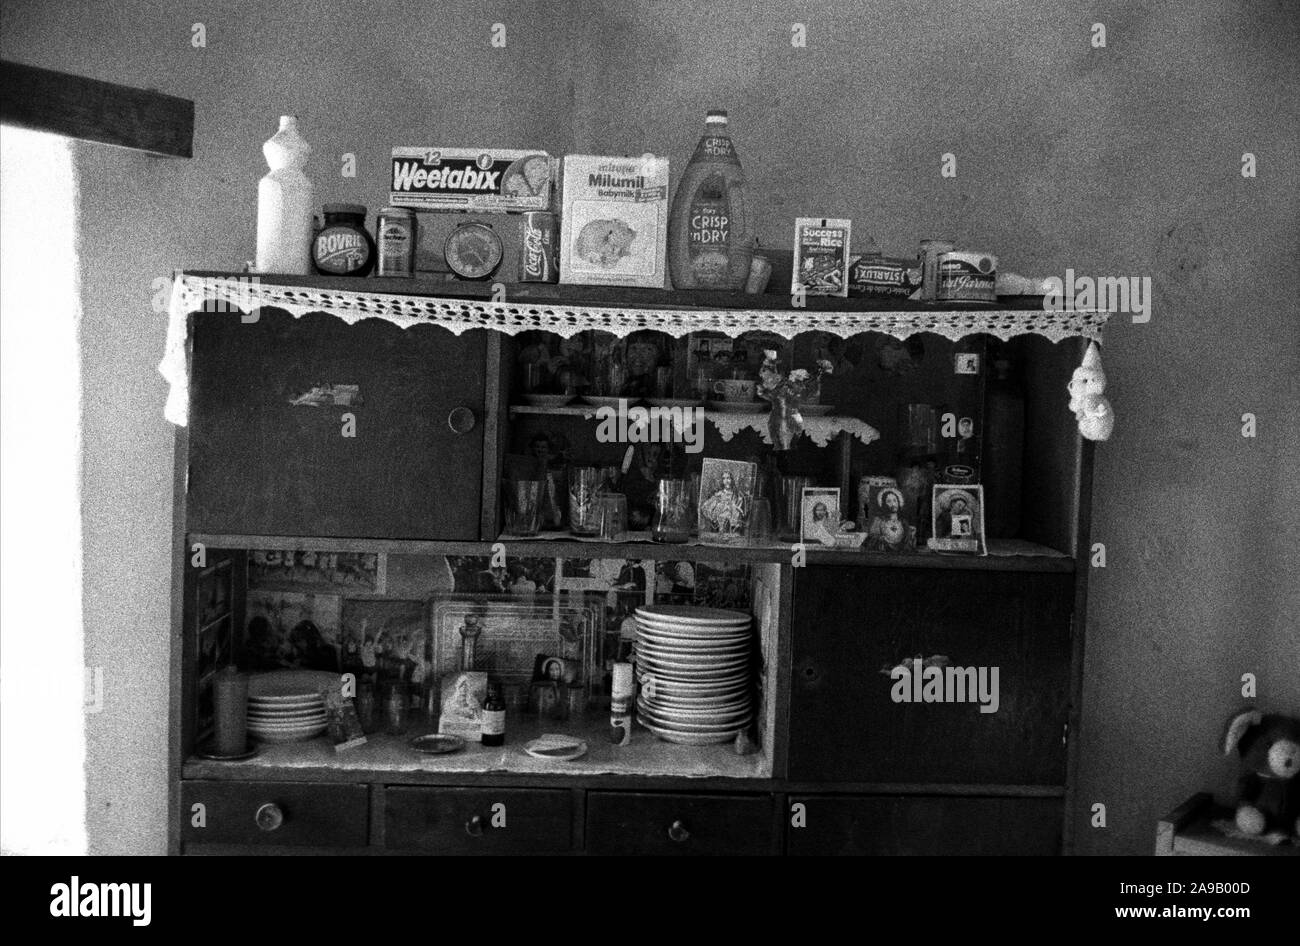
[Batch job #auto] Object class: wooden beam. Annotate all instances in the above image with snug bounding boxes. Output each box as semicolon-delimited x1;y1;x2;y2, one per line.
0;60;193;158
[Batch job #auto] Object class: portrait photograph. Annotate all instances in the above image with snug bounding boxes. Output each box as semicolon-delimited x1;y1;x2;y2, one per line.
929;484;987;555
696;457;757;543
865;483;917;553
800;487;842;546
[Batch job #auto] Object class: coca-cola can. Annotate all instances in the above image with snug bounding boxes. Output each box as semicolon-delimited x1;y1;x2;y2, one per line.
520;211;559;283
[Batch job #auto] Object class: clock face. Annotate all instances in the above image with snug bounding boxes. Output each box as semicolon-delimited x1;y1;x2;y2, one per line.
444;223;503;280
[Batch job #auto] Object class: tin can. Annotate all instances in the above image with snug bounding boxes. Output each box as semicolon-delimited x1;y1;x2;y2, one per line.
520;211;559;283
919;239;955;301
376;207;416;277
937;250;998;304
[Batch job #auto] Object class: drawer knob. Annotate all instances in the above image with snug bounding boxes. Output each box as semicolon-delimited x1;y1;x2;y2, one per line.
667;819;691;844
254;802;284;832
465;814;485;837
448;406;476;434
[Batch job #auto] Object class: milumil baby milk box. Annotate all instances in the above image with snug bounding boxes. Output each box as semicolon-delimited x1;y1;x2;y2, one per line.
559;155;670;288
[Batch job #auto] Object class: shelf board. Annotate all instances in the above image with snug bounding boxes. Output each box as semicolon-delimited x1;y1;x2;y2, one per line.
188;532;1074;571
186;716;771;783
184;269;1053;314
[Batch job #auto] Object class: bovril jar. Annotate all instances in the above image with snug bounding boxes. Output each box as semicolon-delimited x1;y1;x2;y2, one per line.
312;203;375;276
376;207;416;277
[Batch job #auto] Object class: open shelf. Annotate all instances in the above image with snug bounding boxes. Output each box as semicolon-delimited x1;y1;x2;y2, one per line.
189;532;1074;571
185;713;770;783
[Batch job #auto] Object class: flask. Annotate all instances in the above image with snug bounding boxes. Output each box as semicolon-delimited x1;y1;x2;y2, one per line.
481;680;506;746
256;116;314;275
668;109;753;290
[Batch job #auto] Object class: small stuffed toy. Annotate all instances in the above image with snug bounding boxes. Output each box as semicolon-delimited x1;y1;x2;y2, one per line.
1066;342;1114;441
1223;708;1300;843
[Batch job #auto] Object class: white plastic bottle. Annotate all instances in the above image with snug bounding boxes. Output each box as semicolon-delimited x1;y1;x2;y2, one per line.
256;116;314;274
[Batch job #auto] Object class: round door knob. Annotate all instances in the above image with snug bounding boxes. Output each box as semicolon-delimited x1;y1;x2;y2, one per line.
448;406;476;434
465;814;485;837
667;819;690;844
254;802;284;832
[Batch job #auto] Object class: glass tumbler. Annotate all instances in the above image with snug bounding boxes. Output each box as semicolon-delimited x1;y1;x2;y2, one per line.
506;480;543;536
651;478;692;543
780;475;812;540
568;466;601;536
595;492;629;542
746;497;774;546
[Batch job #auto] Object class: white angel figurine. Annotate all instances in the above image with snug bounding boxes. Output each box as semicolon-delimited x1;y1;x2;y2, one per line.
1067;342;1115;442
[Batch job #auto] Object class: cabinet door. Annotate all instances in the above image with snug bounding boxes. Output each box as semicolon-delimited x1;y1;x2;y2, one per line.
585;792;775;855
187;309;486;539
786;795;1062;855
790;567;1073;784
384;787;574;854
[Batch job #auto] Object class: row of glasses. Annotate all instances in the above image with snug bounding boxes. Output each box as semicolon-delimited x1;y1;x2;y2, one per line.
506;469;784;545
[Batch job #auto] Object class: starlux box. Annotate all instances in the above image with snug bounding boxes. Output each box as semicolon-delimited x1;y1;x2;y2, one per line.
559;154;669;289
390;148;556;212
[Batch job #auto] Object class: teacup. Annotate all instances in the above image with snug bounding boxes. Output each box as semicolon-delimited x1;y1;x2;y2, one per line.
713;379;756;402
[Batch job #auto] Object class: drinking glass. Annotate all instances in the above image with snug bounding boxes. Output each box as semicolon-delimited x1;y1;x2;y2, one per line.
522;362;545;394
651;478;692;543
568;466;601;536
506;480;543;536
780;475;812;540
594;492;629;541
746;497;774;546
900;403;937;454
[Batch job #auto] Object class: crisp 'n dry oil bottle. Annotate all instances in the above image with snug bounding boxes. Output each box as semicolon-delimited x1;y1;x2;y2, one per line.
668;110;753;290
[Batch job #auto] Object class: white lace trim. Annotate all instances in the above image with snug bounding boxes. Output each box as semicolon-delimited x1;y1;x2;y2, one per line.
160;274;1110;426
707;411;879;448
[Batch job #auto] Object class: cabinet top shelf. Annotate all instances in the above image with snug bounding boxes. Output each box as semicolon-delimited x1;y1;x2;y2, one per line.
170;271;1109;344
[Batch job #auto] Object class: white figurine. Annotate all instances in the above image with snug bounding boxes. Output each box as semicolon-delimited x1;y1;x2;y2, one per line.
1067;342;1115;442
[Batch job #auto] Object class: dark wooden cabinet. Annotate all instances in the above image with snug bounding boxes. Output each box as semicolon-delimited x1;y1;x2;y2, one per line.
170;275;1097;857
585;792;776;855
187;309;486;540
785;795;1062;855
384;787;574;854
789;567;1074;785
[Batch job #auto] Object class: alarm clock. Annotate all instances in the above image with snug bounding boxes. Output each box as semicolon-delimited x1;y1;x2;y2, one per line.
443;222;503;280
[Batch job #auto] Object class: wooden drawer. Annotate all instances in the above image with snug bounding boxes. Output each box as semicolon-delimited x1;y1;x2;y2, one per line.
786;795;1062;855
180;780;368;848
790;567;1074;784
384;787;574;854
586;792;774;856
187;309;487;540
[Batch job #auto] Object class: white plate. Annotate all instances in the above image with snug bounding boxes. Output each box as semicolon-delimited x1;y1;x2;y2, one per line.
523;736;588;762
248;670;342;700
638;698;752;720
248;717;328;729
523;394;572;408
638;673;749;692
247;711;328;724
634;664;749;681
250;724;329;743
634;610;748;623
631;639;748;654
636;719;748;744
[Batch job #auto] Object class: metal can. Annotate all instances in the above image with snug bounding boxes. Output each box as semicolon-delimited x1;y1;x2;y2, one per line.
937;250;998;304
376;207;415;277
520;211;559;283
919;239;955;301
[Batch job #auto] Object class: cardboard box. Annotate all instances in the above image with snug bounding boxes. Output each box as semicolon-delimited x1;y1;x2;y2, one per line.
391;148;555;213
559;155;669;288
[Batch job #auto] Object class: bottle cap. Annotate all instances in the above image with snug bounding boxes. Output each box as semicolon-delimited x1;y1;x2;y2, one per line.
706;109;729;123
323;203;367;217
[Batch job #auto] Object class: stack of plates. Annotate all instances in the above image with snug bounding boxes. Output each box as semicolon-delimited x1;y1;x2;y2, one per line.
246;670;338;743
633;605;753;746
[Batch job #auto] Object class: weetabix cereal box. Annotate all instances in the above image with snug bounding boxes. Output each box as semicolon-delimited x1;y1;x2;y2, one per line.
559;155;669;288
390;148;555;212
792;218;851;297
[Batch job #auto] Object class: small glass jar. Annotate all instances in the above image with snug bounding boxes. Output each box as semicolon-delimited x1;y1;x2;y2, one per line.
384;682;409;735
313;203;376;277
